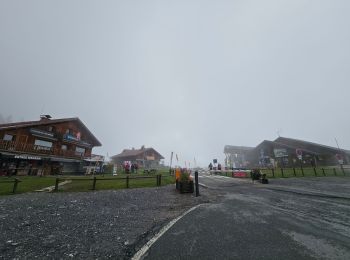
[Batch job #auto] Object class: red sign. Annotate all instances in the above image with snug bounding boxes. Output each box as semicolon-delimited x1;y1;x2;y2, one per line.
233;171;248;178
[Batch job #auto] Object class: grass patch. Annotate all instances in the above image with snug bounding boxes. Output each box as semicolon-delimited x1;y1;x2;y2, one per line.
261;167;348;178
0;176;58;196
0;173;175;196
213;167;349;179
61;175;175;192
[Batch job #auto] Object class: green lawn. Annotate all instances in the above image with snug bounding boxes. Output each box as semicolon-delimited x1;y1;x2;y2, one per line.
61;174;174;192
260;167;349;178
0;176;58;196
214;167;350;179
0;172;175;196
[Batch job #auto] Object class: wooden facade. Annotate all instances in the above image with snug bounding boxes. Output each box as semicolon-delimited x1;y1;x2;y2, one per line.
225;137;350;168
0;116;101;176
111;147;164;169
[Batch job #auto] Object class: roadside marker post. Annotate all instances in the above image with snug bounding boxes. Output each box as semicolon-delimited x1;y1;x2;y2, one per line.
158;175;162;186
341;165;345;176
55;178;59;192
12;178;20;194
92;176;97;190
195;171;199;197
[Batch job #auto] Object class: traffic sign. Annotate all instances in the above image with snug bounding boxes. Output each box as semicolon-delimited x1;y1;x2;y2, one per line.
296;149;302;160
336;154;343;165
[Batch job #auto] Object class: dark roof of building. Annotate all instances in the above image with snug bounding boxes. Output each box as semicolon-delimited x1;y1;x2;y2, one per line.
253;140;319;155
0;117;102;146
275;137;350;155
111;147;164;159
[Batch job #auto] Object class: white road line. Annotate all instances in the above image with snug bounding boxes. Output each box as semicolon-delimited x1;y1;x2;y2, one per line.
131;204;204;260
199;183;209;188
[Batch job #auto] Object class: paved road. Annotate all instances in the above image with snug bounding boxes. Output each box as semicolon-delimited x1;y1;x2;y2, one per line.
143;172;350;260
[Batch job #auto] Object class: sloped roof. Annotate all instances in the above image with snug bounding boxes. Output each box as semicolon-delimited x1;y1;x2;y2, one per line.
224;145;254;153
111;147;164;159
0;117;102;146
253;140;319;155
275;137;350;155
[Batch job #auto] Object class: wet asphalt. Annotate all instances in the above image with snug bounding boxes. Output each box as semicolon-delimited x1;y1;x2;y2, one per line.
144;174;350;260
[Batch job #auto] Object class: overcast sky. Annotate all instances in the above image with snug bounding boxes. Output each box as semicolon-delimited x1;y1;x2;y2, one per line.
1;0;350;167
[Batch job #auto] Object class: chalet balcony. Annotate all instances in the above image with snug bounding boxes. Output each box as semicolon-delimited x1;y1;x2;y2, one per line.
0;140;87;159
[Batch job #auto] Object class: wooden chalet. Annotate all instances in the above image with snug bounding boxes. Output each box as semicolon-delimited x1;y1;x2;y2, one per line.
0;115;102;176
111;146;164;168
225;137;350;168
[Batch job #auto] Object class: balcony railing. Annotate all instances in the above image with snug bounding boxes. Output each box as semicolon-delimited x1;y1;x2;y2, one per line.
0;140;87;159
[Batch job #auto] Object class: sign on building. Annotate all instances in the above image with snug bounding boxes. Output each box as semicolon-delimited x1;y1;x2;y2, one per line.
273;148;288;158
296;149;303;160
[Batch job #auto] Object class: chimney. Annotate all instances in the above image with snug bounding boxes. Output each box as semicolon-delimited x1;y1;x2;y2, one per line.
40;115;52;121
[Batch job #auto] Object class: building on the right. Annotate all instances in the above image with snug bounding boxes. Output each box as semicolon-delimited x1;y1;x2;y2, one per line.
225;137;350;168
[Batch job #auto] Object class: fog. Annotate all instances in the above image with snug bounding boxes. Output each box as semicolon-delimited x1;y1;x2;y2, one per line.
1;0;350;166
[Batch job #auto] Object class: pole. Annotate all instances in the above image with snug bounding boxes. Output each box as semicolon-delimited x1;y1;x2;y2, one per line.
195;171;199;197
300;159;304;176
55;178;59;192
12;178;19;194
169;152;173;175
92;176;97;190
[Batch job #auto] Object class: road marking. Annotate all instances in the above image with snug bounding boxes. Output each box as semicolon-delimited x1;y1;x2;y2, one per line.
199;183;209;188
131;204;203;260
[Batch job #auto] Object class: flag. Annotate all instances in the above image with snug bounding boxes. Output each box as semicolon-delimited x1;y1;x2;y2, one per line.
170;152;174;166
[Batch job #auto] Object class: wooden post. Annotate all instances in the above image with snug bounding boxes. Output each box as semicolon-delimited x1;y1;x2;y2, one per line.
281;168;284;178
55;178;59;192
12;178;19;194
313;167;317;176
92;176;97;190
293;168;296;177
126;176;129;188
322;168;326;176
333;168;337;176
272;168;275;178
341;165;345;176
195;171;199;197
159;174;162;186
301;165;304;177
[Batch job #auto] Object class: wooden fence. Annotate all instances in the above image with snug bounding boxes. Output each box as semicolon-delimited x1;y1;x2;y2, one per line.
54;175;163;192
0;178;21;193
0;174;164;194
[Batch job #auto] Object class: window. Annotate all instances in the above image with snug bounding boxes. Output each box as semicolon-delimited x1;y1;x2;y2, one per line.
61;145;67;150
75;147;85;155
3;134;14;141
48;126;55;132
34;139;53;151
